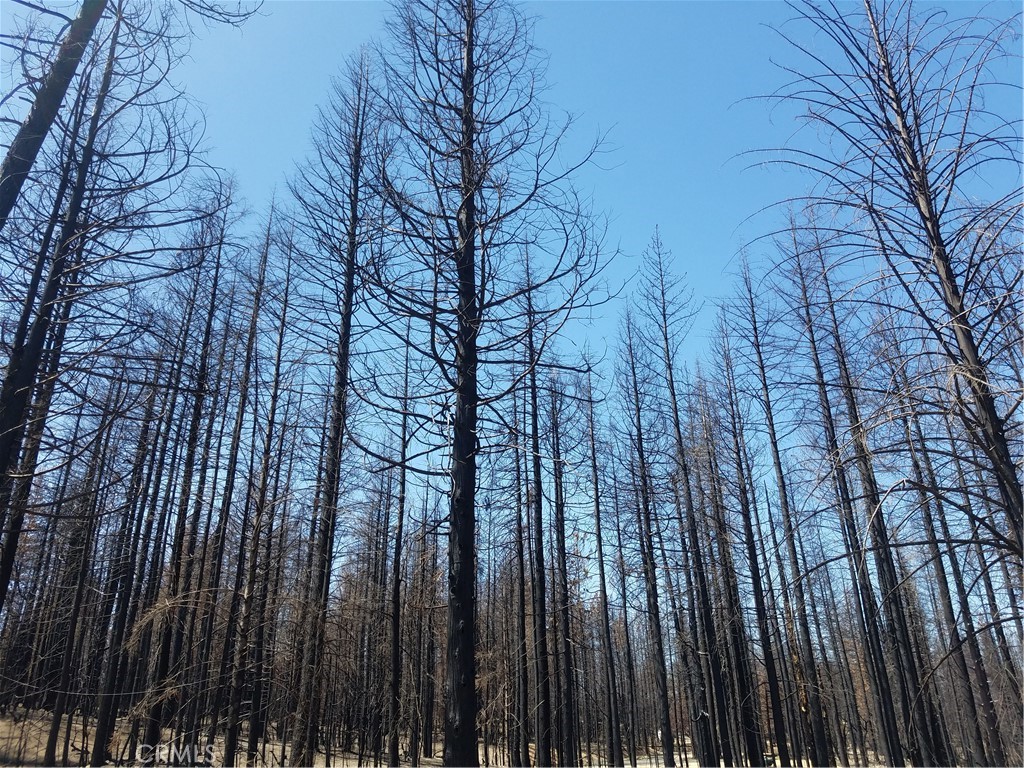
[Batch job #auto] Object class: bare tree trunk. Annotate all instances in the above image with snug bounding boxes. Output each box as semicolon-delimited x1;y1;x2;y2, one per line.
143;221;229;762
860;0;1022;545
622;318;674;768
740;265;829;767
0;9;121;605
818;254;947;765
526;318;553;768
611;484;639;768
697;391;765;767
292;55;370;766
43;384;118;766
550;382;579;767
586;374;624;767
224;239;284;767
442;4;481;762
511;388;531;768
389;347;411;767
90;359;163;766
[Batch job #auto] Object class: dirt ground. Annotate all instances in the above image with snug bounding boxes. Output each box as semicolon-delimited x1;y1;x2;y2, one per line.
0;710;704;767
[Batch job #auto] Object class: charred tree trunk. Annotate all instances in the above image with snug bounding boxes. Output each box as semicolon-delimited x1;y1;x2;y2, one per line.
389;350;411;768
526;317;553;768
550;383;579;768
586;374;624;768
442;4;481;761
622;318;674;768
740;267;829;767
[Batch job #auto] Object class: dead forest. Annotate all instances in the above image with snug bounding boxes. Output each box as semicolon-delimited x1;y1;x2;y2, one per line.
0;0;1020;766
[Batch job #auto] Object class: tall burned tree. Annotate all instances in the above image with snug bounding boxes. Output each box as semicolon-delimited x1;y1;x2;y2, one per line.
526;310;554;768
0;0;232;633
619;310;675;768
288;51;376;766
0;0;108;234
369;0;601;763
585;370;624;768
715;322;792;767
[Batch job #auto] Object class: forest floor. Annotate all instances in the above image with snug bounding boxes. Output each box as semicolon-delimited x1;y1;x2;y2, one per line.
0;711;52;766
0;710;702;767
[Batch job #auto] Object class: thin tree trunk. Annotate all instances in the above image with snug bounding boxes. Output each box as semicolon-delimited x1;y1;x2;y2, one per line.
389;346;411;767
586;374;623;768
611;484;639;768
0;7;121;608
741;267;829;767
143;230;227;760
623;319;675;768
793;251;905;766
550;383;579;768
293;59;369;765
223;239;282;766
526;319;553;768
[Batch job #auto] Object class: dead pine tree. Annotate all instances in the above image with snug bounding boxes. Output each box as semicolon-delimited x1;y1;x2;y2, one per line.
369;0;603;762
618;310;675;768
715;320;792;767
288;51;375;766
787;246;906;766
549;376;579;768
584;370;624;768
